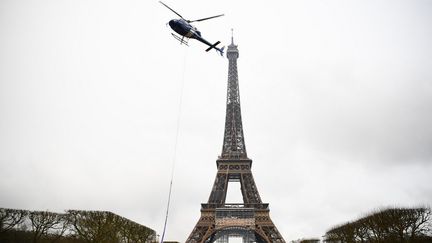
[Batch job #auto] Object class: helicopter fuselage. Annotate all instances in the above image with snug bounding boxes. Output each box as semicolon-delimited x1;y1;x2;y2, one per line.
168;19;201;39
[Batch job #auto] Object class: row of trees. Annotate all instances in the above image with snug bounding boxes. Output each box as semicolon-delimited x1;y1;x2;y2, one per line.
0;208;156;243
323;207;432;243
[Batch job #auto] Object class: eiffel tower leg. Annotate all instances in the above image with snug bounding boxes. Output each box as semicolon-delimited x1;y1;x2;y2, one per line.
208;173;229;204
255;216;286;243
186;220;214;243
187;171;229;243
260;225;285;243
239;172;262;204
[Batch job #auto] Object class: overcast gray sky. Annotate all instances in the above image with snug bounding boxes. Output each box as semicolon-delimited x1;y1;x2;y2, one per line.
1;0;432;241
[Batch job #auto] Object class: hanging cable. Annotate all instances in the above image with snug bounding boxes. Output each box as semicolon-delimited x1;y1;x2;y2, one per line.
160;48;188;243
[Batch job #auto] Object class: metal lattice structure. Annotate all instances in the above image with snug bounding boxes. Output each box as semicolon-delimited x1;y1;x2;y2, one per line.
186;35;286;243
221;36;246;160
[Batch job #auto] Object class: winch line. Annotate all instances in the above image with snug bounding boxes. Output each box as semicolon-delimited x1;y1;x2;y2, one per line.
160;48;188;243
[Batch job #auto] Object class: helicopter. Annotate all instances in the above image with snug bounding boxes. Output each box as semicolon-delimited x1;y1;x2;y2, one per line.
159;1;225;56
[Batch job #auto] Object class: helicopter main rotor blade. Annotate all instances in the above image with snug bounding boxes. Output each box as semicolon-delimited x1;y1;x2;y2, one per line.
188;14;224;23
159;1;185;20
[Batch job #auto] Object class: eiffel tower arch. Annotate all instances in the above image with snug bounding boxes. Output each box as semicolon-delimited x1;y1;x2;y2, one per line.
186;35;286;243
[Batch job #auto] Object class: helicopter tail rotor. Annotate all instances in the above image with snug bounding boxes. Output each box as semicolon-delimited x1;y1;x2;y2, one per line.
205;41;224;56
218;46;225;56
205;41;220;52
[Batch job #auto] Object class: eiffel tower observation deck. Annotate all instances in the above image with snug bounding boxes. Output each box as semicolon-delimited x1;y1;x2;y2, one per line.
186;33;285;243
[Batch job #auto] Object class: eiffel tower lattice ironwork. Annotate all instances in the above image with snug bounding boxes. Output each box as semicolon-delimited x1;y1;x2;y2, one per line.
186;34;286;243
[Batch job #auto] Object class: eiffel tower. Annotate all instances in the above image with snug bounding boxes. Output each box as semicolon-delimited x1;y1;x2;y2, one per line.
186;35;286;243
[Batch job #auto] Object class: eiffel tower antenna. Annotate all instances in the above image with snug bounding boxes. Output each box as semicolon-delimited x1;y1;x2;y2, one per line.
186;32;286;243
231;28;234;45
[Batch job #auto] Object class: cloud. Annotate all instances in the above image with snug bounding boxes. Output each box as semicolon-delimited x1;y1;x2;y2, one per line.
1;0;432;242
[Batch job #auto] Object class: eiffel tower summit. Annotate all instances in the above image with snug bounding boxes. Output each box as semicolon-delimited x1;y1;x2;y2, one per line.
186;34;286;243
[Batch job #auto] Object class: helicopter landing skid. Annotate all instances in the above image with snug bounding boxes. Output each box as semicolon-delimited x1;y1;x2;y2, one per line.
171;33;189;46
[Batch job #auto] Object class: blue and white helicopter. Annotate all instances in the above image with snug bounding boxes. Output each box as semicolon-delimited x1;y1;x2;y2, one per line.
160;1;225;56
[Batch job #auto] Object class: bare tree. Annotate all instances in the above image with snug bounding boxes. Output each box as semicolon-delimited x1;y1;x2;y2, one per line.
299;239;320;243
407;207;432;241
1;208;156;243
324;207;432;243
67;210;114;243
28;210;66;243
119;219;156;243
0;208;28;234
67;210;156;243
